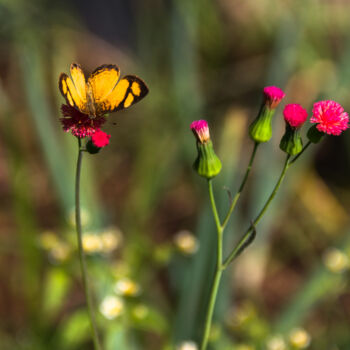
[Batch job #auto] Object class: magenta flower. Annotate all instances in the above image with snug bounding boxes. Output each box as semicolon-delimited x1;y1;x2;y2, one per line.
60;104;106;138
310;100;349;136
263;86;285;109
190;120;210;144
283;104;308;129
91;130;111;148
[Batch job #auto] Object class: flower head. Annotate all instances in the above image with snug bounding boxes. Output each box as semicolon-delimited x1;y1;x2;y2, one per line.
91;129;111;148
60;104;106;138
310;100;349;136
114;277;141;297
263;86;285;109
176;341;198;350
288;328;311;349
190;120;222;179
190;120;210;144
283;104;308;129
99;295;124;320
174;230;199;255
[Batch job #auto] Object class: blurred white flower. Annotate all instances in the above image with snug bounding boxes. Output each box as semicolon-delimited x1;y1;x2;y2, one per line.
176;341;198;350
99;295;124;320
82;233;103;253
49;242;71;262
289;328;311;349
174;230;199;255
100;227;122;253
114;277;141;297
323;248;349;273
267;335;286;350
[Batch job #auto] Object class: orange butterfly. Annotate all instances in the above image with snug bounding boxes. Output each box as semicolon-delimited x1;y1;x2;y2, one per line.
59;63;148;118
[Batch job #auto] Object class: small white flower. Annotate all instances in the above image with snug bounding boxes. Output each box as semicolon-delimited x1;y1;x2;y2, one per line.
174;230;199;255
100;227;122;253
99;295;124;320
82;233;103;253
176;341;198;350
114;277;141;297
323;248;349;273
267;335;286;350
289;328;311;349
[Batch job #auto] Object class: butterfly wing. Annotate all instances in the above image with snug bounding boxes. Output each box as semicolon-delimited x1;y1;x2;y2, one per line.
88;64;120;104
96;75;149;114
59;63;89;114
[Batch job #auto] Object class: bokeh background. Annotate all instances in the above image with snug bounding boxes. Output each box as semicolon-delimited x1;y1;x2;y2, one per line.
1;0;350;349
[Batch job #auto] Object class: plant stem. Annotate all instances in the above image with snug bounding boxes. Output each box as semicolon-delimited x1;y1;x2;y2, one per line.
223;154;291;268
222;142;259;229
200;180;223;350
290;140;311;165
75;138;102;350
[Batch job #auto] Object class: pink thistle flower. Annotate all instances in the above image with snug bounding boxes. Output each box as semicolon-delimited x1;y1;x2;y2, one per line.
190;120;210;143
60;104;106;138
310;100;349;136
283;104;308;129
91;129;111;148
263;86;285;109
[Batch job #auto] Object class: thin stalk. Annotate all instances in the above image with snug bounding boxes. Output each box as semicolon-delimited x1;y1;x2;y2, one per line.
290;140;311;165
222;142;259;229
200;180;223;350
75;138;102;350
223;154;291;268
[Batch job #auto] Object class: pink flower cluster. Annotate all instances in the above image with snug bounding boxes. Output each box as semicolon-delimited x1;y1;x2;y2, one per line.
283;104;308;129
91;130;111;148
190;120;210;143
310;100;349;136
263;86;286;109
60;104;111;148
60;104;106;138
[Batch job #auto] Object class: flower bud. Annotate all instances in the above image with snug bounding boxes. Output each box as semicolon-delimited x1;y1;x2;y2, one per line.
249;86;285;143
279;104;308;156
307;124;324;144
190;120;222;179
86;129;111;154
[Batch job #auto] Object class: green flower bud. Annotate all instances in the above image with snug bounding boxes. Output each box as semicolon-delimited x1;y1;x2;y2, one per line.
190;120;222;179
249;106;275;143
249;86;286;143
193;141;222;179
279;124;303;155
86;140;101;154
307;124;324;144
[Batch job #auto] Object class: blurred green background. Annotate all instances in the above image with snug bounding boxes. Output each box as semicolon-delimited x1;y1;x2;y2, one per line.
1;0;350;349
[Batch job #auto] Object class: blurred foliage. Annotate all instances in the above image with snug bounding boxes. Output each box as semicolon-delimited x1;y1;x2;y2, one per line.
1;0;350;349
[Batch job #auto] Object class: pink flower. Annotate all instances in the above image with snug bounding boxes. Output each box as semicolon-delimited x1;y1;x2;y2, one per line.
91;129;111;148
310;100;349;136
263;86;285;109
283;104;308;129
60;104;106;138
190;120;210;143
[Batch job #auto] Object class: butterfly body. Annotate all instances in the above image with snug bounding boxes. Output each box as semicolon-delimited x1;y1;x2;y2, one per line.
59;63;148;118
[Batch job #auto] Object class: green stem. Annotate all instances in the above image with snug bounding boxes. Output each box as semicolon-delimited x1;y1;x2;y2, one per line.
200;180;223;350
290;140;311;165
223;154;291;268
222;142;259;229
75;138;102;350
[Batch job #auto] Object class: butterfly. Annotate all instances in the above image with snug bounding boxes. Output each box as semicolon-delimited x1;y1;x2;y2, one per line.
59;63;148;118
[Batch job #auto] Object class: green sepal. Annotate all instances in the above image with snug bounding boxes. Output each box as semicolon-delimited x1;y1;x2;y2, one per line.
193;141;222;179
249;105;275;143
279;124;303;156
307;124;324;144
86;140;101;154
